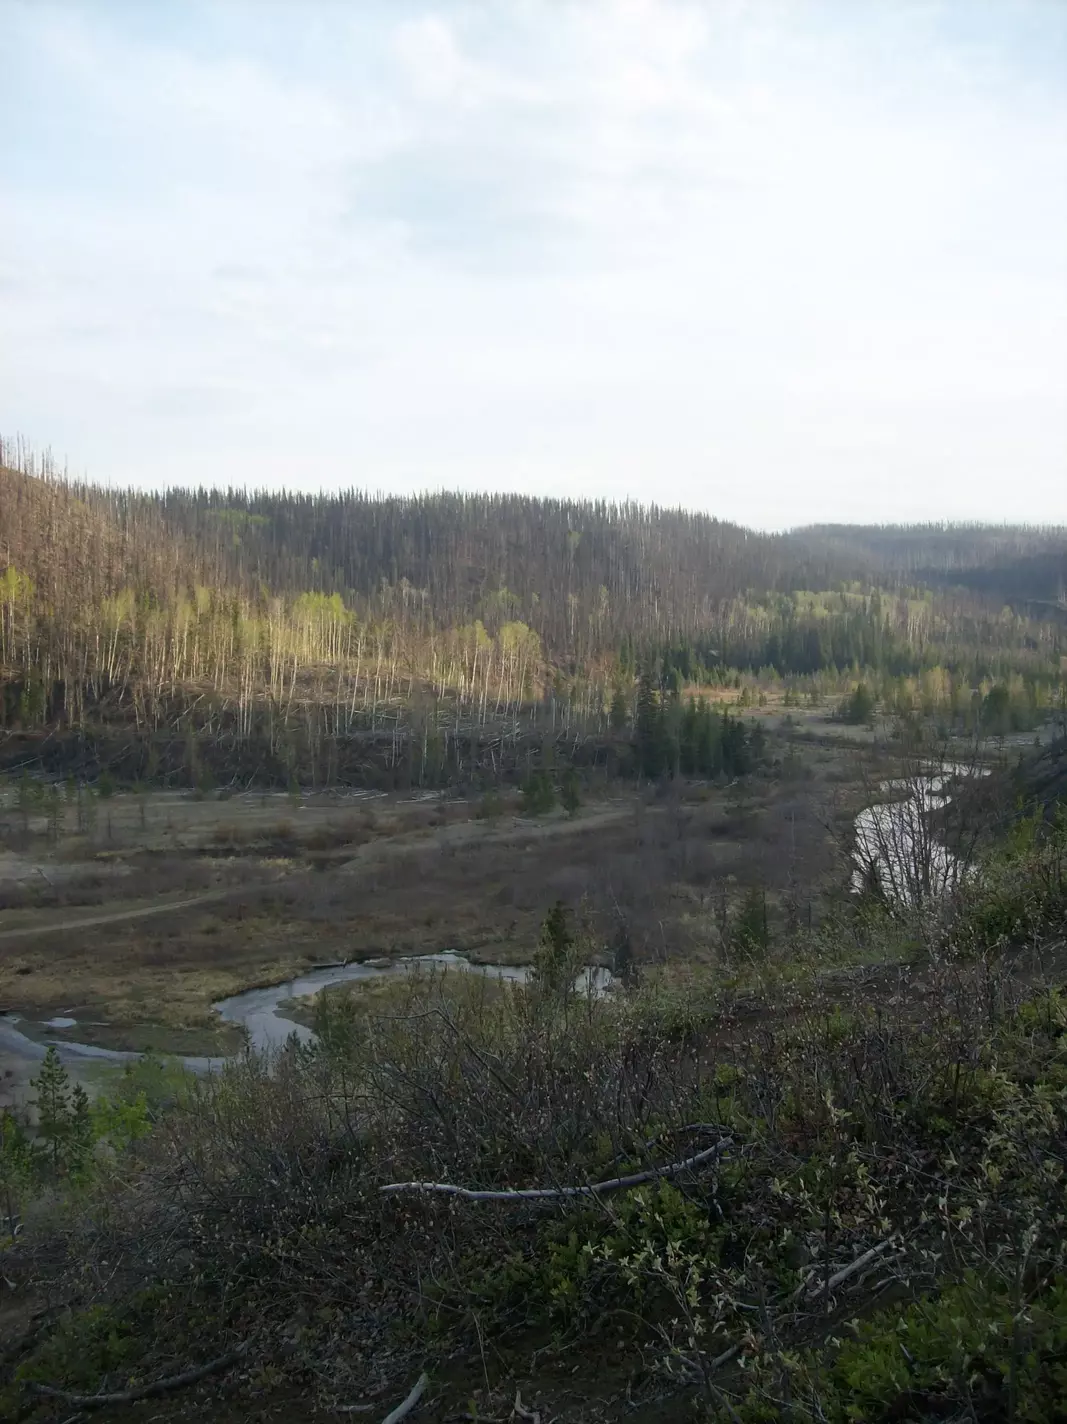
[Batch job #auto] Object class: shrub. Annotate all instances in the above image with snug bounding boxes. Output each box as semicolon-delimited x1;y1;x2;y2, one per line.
560;767;581;815
951;806;1067;954
10;825;1067;1418
732;885;769;954
783;1274;1067;1424
839;682;875;724
520;770;556;815
474;788;506;820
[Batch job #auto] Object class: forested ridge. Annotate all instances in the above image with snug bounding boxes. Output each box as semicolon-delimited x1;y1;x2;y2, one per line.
1;436;1065;784
797;522;1067;611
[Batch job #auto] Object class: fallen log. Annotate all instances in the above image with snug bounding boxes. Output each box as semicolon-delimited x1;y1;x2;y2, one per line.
381;1371;429;1424
792;1236;901;1303
380;1138;732;1202
26;1342;248;1410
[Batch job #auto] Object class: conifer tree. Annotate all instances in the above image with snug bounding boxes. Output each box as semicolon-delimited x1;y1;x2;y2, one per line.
67;1084;94;1177
635;672;665;778
560;767;581;815
0;1111;32;1237
609;686;629;732
533;900;574;995
32;1046;73;1175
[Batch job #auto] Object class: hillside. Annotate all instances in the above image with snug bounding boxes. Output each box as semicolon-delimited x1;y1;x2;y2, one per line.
1018;733;1067;812
1;441;1065;788
796;523;1067;609
2;445;1066;1423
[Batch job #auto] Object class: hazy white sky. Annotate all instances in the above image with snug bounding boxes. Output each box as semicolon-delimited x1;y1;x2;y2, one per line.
2;0;1066;528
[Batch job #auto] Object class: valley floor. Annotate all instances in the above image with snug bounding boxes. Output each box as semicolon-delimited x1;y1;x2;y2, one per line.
1;723;860;1108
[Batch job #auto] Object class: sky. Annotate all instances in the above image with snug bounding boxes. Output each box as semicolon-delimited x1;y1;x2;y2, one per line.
2;0;1066;530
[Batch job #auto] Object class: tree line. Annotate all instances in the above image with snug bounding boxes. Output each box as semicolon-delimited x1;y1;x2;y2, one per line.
1;437;1064;785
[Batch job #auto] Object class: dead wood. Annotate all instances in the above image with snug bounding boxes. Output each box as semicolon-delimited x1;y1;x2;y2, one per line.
26;1341;248;1410
380;1137;732;1202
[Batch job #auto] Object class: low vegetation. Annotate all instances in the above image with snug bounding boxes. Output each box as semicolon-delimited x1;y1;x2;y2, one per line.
2;795;1064;1421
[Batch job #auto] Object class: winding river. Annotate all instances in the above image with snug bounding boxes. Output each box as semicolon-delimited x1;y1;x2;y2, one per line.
0;765;982;1090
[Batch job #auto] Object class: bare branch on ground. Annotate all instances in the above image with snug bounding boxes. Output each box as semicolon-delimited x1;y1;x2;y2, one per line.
380;1138;733;1202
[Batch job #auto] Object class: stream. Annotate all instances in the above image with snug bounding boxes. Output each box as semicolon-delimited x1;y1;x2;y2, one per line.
851;764;988;901
0;953;615;1082
0;766;983;1089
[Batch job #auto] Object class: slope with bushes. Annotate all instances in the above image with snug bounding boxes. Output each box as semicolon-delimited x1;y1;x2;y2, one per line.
2;797;1065;1421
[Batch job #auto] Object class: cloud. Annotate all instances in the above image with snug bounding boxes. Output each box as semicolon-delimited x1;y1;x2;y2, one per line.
393;14;545;108
140;384;253;421
0;0;1064;526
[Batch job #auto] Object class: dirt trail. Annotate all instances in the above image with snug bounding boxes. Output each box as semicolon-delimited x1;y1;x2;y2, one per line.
335;802;636;872
0;806;635;943
0;889;232;943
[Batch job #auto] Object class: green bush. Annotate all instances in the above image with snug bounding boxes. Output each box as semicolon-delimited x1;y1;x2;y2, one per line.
951;806;1067;954
520;770;556;815
560;767;581;815
838;682;875;724
16;1303;147;1391
791;1274;1067;1424
474;788;506;819
732;885;770;954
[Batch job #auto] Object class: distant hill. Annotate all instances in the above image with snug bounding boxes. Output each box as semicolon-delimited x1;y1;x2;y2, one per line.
792;523;1067;605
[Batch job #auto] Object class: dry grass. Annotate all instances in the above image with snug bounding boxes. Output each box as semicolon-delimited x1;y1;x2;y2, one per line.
0;735;861;1054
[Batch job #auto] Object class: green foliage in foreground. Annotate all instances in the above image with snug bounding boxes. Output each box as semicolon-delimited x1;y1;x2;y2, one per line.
1;1050;173;1238
952;804;1067;956
16;1301;150;1392
5;831;1067;1420
810;1275;1067;1424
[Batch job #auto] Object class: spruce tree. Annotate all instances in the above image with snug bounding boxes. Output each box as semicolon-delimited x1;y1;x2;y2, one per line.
560;767;581;815
609;686;629;732
67;1084;94;1177
32;1046;72;1175
533;900;574;995
635;672;666;778
845;682;875;725
0;1111;32;1237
